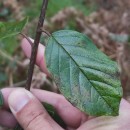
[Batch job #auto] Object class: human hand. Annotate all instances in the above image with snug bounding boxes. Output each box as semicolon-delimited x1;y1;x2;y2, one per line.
0;38;130;130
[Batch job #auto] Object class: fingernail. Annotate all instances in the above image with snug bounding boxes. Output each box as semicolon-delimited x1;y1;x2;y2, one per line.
8;89;33;113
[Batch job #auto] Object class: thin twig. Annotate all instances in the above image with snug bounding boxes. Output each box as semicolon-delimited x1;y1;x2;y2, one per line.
15;1;49;130
20;32;33;47
25;0;48;90
40;28;51;37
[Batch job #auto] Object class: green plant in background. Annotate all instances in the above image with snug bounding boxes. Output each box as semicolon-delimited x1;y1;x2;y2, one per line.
0;18;28;88
26;0;96;19
0;18;28;54
0;3;11;20
0;0;96;52
0;0;96;53
0;18;28;39
25;0;96;37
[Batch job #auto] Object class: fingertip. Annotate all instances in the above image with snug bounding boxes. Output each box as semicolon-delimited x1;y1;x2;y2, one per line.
21;38;50;76
1;88;15;107
36;44;50;75
21;38;32;58
8;89;34;114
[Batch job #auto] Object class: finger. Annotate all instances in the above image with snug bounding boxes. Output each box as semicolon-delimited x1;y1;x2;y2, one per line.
0;109;17;128
0;88;18;128
1;88;87;128
8;89;63;130
21;38;50;75
31;89;88;128
1;88;15;108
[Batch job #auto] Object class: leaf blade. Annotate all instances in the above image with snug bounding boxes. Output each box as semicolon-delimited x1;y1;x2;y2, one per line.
0;18;28;40
45;30;123;116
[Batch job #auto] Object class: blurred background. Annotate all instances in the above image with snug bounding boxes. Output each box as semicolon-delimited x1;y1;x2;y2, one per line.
0;0;130;129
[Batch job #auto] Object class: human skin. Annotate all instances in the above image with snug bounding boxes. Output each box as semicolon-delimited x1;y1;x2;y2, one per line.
0;38;130;130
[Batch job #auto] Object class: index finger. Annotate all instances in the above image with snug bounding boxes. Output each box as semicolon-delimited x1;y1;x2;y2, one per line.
31;89;88;128
21;38;50;76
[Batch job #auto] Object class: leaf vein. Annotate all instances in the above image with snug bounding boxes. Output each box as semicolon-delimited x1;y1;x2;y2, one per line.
52;35;117;114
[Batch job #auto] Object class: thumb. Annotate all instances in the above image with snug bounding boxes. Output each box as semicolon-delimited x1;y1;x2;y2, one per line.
8;89;63;130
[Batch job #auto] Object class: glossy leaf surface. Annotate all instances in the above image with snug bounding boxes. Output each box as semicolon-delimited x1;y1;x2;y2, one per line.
45;30;123;116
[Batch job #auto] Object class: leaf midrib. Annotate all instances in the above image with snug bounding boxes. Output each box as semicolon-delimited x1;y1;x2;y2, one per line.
52;35;116;114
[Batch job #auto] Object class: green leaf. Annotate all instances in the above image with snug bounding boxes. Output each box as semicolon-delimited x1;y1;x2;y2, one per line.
43;103;66;128
0;91;4;107
0;37;19;54
14;124;23;130
0;72;7;83
45;30;123;116
0;18;28;40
